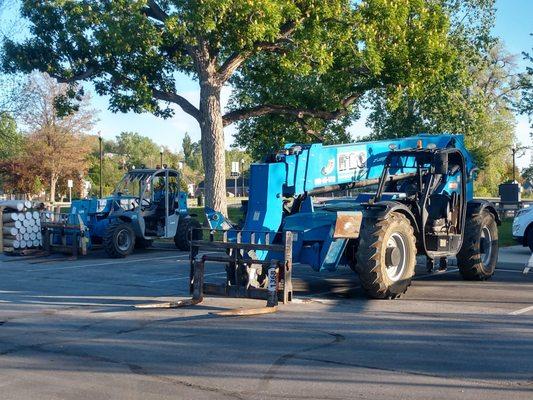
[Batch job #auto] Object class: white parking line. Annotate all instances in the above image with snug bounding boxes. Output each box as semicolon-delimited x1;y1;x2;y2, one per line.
497;268;531;273
24;251;224;273
25;254;190;272
509;305;533;315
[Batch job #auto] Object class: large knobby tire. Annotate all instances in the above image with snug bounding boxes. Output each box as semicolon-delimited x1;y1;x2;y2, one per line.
457;210;498;280
355;213;417;299
103;221;136;258
174;217;202;251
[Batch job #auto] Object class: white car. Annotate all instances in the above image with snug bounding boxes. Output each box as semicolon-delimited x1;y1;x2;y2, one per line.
513;206;533;251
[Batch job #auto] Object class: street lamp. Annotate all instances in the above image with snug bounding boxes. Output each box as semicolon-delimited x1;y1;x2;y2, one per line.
240;159;245;197
98;131;103;198
160;146;164;169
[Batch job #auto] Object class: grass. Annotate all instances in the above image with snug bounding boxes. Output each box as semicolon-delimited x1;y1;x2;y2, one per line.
498;218;516;247
189;207;517;248
188;207;244;226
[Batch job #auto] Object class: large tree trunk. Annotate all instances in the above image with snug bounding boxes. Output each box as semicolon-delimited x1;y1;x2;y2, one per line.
50;173;58;203
199;81;228;216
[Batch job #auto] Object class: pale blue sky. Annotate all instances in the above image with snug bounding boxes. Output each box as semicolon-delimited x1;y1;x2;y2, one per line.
1;0;532;166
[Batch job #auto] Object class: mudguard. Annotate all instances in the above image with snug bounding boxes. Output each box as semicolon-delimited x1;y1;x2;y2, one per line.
362;201;420;235
466;200;501;225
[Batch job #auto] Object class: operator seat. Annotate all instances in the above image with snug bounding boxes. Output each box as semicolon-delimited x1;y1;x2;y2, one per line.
427;193;451;233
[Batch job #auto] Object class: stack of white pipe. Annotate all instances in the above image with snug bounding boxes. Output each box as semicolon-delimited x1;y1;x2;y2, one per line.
1;201;42;252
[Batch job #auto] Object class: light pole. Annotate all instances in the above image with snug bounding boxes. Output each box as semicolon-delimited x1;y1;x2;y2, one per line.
160;146;164;169
240;159;245;197
98;131;103;198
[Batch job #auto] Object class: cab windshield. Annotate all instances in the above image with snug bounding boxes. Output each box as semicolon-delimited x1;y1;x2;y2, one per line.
114;172;152;197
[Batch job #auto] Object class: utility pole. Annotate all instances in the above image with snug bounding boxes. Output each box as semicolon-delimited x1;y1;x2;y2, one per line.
98;131;103;198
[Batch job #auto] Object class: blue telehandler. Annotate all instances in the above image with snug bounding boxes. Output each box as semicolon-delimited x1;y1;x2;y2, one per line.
42;168;200;258
191;134;499;301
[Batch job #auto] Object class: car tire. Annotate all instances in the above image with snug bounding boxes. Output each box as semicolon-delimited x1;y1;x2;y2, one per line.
527;226;533;252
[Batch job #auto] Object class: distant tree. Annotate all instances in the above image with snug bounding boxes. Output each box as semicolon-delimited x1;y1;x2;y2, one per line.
18;73;96;202
182;132;194;164
0;112;22;160
182;133;203;173
115;131;160;169
522;165;533;183
518;36;532;130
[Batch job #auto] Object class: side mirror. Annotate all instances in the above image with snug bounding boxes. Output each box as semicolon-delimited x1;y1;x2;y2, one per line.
433;153;448;175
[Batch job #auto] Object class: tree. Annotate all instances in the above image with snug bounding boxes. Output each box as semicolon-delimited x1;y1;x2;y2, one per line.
518;36;532;130
231;0;458;158
367;41;520;196
522;165;533;183
0;111;22;160
115;131;161;169
2;0;419;216
18;73;96;202
181;132;203;173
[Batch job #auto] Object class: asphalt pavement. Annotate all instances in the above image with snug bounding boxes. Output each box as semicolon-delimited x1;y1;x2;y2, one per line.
0;244;531;399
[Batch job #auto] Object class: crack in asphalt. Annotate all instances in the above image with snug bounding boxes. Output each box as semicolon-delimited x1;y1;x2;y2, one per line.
0;338;246;399
260;330;345;389
293;355;533;388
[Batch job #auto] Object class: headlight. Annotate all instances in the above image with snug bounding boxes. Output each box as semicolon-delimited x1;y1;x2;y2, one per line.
515;207;531;218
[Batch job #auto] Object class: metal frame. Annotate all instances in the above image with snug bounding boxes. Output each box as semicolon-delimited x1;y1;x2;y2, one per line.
190;229;293;304
41;212;87;258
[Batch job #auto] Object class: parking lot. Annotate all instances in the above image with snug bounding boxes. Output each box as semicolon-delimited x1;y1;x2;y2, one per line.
0;245;532;400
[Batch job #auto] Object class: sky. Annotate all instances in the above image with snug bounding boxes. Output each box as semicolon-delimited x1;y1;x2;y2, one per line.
1;0;532;167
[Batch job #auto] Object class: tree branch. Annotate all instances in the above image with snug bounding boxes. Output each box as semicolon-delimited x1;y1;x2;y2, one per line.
222;94;360;127
143;0;168;23
50;68;97;84
218;20;301;83
152;88;201;122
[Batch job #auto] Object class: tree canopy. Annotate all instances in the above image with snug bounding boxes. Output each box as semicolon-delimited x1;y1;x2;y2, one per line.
3;0;490;212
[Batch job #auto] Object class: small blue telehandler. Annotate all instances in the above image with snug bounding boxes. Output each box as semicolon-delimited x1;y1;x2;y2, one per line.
42;168;200;258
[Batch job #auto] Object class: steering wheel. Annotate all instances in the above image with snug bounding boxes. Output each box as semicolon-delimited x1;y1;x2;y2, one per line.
132;198;152;210
140;198;152;210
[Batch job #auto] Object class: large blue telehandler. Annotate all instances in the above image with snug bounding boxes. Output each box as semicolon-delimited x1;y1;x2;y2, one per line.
192;134;499;301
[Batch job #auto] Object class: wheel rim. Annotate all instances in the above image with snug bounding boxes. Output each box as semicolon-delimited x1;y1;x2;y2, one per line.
385;232;407;282
116;229;132;251
480;226;492;267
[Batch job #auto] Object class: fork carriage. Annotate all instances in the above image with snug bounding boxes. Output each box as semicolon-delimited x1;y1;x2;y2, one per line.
189;229;293;304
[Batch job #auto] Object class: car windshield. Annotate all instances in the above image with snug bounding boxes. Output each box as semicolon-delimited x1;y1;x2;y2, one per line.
114;172;152;196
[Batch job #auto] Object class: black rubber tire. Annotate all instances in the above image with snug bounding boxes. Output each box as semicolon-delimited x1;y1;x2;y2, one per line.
103;221;136;258
135;238;153;249
457;210;498;280
527;226;533;252
355;212;417;299
174;217;202;251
